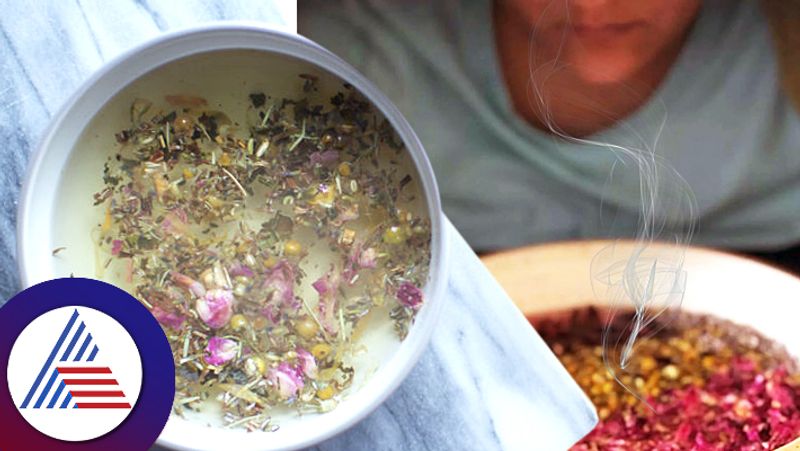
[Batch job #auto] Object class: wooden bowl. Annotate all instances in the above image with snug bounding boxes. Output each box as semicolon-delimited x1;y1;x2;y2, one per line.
482;240;800;450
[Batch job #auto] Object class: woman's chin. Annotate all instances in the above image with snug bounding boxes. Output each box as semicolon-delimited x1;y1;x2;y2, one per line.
568;53;645;85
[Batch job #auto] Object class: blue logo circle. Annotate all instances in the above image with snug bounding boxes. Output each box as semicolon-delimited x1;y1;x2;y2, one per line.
0;278;175;451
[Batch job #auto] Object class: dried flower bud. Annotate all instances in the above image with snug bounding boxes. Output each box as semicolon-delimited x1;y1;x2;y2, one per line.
245;355;267;376
204;337;237;366
196;289;234;329
396;282;423;309
297;348;318;379
267;362;304;399
295;317;318;339
151;306;185;330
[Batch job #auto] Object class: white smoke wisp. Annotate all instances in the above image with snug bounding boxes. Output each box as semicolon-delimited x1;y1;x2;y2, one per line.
524;1;699;405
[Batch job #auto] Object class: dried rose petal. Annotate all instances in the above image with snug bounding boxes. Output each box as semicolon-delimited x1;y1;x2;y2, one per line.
309;150;339;167
173;207;188;223
313;270;341;334
204;337;237;366
358;247;378;269
161;209;189;236
268;362;304;399
574;360;800;450
228;261;254;278
297;348;318;379
171;272;206;298
767;381;794;410
111;239;123;256
124;258;134;284
342;245;378;284
396;282;423;309
260;304;279;324
196;289;234;329
151;306;185;330
263;260;296;309
312;274;333;295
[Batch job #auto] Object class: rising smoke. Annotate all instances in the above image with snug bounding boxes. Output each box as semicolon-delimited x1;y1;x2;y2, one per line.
522;1;699;405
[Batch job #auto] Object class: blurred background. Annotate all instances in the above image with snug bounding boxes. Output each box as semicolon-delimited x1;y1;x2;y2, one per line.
299;0;800;274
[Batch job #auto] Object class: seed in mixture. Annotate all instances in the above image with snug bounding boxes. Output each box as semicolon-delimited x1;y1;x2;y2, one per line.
534;307;800;450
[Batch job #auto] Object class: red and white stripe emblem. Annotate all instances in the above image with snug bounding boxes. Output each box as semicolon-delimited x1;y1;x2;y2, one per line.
56;366;131;409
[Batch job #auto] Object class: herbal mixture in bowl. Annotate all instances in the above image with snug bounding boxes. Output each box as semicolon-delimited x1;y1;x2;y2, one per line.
92;77;431;430
535;307;800;450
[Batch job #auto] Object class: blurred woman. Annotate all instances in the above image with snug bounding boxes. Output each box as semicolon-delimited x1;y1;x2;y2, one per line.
300;0;800;269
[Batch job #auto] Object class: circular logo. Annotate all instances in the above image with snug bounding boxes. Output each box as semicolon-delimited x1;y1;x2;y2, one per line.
0;278;174;451
8;306;143;441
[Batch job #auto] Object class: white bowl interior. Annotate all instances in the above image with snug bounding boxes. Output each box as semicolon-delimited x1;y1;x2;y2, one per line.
18;29;447;451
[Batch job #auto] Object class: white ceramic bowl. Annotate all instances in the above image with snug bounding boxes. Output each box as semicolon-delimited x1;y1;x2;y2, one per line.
17;24;448;451
483;240;800;449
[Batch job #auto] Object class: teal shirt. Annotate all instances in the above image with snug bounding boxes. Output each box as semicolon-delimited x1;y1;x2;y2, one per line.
300;0;800;251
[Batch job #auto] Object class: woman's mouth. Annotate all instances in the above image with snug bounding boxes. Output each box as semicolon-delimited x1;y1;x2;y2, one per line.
572;21;643;37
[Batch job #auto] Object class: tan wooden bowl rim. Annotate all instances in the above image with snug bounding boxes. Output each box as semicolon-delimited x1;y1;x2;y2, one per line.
481;240;800;450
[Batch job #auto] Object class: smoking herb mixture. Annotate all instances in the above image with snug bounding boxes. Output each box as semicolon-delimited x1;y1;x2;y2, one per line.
93;77;431;430
537;308;800;450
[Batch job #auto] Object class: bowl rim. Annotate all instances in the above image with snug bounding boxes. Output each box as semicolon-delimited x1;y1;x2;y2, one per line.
16;23;450;451
482;238;800;311
482;238;800;279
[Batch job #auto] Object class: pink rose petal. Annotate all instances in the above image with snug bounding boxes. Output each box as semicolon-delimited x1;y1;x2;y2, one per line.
267;362;304;399
297;348;318;379
172;272;206;298
196;289;234;329
263;260;297;309
314;270;341;334
152;306;185;330
204;337;238;366
396;282;423;309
